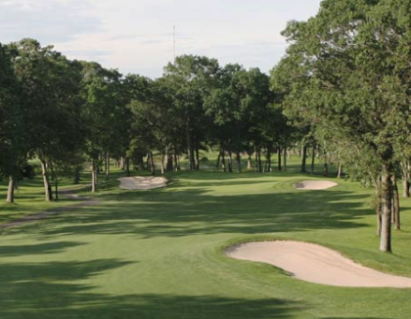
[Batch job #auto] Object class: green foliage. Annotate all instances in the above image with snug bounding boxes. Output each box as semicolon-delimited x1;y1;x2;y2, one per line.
273;0;411;177
0;42;25;178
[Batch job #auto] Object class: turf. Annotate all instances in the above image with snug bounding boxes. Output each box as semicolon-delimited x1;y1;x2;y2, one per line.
1;158;411;318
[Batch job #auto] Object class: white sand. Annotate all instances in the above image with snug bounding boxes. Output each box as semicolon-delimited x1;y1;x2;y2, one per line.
226;241;411;288
295;180;337;190
118;176;168;190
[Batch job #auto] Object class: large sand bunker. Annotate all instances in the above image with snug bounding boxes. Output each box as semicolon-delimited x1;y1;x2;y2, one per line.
118;176;168;190
295;180;337;190
226;241;411;288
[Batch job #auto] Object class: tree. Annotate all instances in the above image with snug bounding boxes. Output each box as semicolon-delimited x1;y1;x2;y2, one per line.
163;55;219;171
278;0;411;252
204;64;247;173
127;76;184;175
0;43;25;203
80;62;127;191
9;39;85;201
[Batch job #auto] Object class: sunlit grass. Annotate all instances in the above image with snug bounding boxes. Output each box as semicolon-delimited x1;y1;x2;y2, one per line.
0;155;410;318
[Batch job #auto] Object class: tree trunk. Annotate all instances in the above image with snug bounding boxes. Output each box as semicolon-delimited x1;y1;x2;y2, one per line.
105;151;110;180
126;157;131;177
255;151;259;172
375;176;382;237
161;152;165;175
55;175;59;201
247;154;252;170
166;150;174;172
277;147;282;171
402;177;410;198
91;160;97;193
391;175;400;230
74;166;81;184
41;160;52;201
311;144;316;174
337;163;343;179
255;148;258;172
186;120;195;171
146;153;151;172
283;147;287;172
222;149;226;172
258;150;263;173
174;152;180;172
216;148;222;170
228;150;233;173
97;154;101;175
236;151;242;173
266;148;272;172
195;148;200;171
323;151;328;177
400;161;409;197
301;145;307;173
6;175;15;203
380;170;393;252
150;152;155;175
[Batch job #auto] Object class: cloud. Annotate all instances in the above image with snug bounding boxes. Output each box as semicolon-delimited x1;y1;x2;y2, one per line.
107;31;195;43
0;0;103;43
0;0;323;78
63;49;112;58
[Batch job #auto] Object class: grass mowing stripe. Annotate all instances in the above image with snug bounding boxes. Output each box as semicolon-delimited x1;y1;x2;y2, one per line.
0;160;411;318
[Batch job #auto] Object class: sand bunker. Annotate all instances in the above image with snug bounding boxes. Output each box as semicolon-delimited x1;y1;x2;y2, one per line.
118;176;168;190
226;241;411;288
295;180;337;190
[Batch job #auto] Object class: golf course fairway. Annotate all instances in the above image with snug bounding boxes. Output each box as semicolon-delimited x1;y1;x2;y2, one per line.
1;170;411;318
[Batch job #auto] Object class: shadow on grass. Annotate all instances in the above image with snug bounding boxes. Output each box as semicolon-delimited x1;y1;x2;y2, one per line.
0;260;303;319
0;240;302;319
14;180;372;238
0;241;84;257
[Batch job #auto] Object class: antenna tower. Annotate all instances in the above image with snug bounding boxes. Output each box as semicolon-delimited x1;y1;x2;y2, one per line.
173;25;176;63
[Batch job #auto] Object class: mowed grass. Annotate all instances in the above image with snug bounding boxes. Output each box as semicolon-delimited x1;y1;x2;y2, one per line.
0;177;86;225
1;158;411;318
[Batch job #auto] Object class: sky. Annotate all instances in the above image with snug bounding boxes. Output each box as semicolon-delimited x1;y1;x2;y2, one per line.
0;0;323;78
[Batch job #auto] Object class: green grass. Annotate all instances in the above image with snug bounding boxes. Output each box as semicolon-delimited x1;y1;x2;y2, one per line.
0;178;83;225
1;156;411;318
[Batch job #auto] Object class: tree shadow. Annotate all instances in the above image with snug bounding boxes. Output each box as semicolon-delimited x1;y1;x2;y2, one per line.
17;182;372;238
0;241;84;257
0;260;304;319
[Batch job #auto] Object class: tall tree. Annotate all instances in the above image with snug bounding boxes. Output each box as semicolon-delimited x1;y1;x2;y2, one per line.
278;0;411;252
9;39;84;201
0;43;25;203
163;55;219;170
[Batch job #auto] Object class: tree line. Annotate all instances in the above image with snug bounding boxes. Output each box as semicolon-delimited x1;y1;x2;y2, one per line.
0;39;295;203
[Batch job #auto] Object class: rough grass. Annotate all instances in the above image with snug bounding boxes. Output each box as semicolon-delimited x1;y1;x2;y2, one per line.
0;156;411;318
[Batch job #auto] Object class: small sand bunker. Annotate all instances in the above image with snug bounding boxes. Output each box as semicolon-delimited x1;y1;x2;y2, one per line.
118;176;168;190
226;241;411;288
295;180;337;190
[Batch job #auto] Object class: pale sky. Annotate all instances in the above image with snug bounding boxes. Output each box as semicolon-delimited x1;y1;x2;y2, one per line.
0;0;322;78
